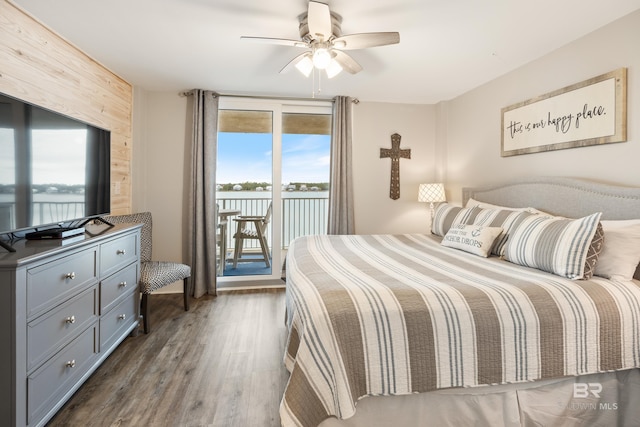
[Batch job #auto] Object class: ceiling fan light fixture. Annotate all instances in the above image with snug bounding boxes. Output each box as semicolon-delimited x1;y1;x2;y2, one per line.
326;58;342;78
295;55;314;77
244;1;400;82
312;48;332;69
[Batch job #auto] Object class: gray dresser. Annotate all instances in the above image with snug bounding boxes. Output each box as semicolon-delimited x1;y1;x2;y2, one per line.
0;223;142;427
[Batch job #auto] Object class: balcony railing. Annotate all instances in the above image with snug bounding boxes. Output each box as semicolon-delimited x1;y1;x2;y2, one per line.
217;194;328;250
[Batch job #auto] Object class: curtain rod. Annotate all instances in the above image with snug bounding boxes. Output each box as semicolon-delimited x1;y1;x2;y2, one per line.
179;91;359;104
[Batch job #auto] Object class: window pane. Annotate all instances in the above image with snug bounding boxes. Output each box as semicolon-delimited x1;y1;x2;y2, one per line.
282;113;330;247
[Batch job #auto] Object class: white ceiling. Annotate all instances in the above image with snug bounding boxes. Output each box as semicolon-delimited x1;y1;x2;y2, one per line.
12;0;640;104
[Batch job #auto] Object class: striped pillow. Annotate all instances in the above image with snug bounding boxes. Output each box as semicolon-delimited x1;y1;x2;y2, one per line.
503;212;602;279
431;204;480;237
472;209;535;256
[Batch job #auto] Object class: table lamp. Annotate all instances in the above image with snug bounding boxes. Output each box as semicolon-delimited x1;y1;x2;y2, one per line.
418;183;446;220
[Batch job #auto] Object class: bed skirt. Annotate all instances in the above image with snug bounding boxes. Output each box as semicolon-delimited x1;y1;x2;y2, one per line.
319;369;640;427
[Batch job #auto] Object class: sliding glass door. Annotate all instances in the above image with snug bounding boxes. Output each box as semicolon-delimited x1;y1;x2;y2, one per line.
216;98;331;285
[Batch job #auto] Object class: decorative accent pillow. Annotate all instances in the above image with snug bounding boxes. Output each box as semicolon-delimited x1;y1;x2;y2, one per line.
441;224;503;257
472;209;535;256
594;219;640;281
503;212;602;280
583;222;604;280
431;204;480;237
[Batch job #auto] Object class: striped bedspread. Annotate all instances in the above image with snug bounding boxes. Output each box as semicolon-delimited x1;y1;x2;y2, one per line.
280;234;640;427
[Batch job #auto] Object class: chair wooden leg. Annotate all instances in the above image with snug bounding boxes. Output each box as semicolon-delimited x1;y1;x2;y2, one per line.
141;293;150;334
257;229;271;268
183;277;190;311
233;232;243;268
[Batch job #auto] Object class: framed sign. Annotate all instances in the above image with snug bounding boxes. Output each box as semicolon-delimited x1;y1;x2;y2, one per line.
501;68;627;157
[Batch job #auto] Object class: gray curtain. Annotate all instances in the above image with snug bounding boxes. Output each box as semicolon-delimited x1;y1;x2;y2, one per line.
327;96;355;235
187;89;219;297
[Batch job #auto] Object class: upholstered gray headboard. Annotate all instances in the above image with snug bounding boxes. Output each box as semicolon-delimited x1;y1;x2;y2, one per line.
462;176;640;221
463;176;640;280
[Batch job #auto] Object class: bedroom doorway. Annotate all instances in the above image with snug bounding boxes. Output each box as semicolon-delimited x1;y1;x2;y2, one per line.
216;97;332;286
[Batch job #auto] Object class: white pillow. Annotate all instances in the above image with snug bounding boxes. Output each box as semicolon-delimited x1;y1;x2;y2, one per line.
465;198;523;211
465;198;549;215
594;219;640;281
441;224;503;257
503;212;602;279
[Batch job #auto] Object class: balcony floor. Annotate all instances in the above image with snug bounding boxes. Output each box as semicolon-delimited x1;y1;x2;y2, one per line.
223;255;272;276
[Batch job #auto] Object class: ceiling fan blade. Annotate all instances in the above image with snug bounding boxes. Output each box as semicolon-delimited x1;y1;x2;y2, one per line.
307;1;332;40
241;36;308;48
333;32;400;50
332;50;362;74
280;52;312;74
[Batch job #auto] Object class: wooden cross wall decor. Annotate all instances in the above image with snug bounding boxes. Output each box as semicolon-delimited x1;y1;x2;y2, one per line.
380;133;411;200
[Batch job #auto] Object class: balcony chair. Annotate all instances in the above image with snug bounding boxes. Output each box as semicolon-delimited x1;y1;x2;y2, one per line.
216;204;228;276
103;211;191;333
232;202;272;268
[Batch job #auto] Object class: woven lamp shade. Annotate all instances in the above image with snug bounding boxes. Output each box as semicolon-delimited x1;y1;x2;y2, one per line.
418;183;446;203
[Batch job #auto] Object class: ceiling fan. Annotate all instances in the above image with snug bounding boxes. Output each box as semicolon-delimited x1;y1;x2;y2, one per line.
241;1;400;78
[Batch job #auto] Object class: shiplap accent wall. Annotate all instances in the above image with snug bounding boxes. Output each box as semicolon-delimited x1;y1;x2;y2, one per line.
0;0;133;215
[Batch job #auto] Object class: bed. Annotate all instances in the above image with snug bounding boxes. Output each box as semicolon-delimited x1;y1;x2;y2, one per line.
281;177;640;427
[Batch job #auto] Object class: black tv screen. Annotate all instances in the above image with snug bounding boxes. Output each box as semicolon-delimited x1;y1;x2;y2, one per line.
0;93;111;235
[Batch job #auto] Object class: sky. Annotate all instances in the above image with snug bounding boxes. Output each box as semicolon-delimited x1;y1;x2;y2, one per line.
0;129;87;185
217;132;330;184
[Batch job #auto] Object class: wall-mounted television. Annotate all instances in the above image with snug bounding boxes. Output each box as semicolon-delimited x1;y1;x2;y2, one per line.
0;92;111;248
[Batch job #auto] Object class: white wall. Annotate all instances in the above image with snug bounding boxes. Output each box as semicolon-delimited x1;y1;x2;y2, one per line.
133;90;191;292
439;10;640;204
352;102;437;234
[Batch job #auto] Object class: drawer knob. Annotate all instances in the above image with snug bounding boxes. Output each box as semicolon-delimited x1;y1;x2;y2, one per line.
65;360;76;368
116;249;126;255
65;315;76;324
119;281;127;288
65;272;76;280
117;314;126;320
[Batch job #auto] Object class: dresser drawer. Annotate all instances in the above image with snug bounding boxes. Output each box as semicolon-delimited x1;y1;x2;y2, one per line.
101;262;139;314
27;248;98;318
27;285;98;371
100;292;138;351
100;232;138;277
27;324;98;424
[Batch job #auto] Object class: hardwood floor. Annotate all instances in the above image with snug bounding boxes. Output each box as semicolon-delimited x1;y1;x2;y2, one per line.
47;289;289;427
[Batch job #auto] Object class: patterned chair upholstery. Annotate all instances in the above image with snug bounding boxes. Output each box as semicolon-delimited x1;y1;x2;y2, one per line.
103;212;191;333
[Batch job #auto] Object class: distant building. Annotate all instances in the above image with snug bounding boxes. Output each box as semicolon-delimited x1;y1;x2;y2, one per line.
233;184;243;191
